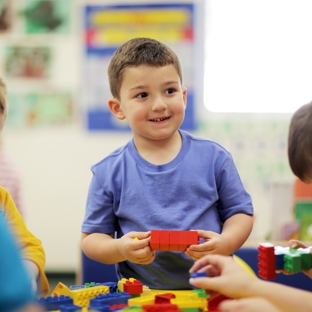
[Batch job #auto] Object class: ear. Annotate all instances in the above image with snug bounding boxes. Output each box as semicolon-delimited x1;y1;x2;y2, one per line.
182;87;187;110
108;98;126;120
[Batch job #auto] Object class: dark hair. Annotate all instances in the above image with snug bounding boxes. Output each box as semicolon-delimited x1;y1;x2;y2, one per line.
288;101;312;182
0;77;7;115
108;37;183;99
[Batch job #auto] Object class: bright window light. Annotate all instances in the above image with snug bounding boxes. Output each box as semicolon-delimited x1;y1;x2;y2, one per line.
204;0;312;113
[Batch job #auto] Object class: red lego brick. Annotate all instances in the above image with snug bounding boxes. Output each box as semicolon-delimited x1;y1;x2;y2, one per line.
169;231;179;251
142;304;178;312
178;231;189;251
150;230;160;250
123;280;143;295
188;231;199;246
155;293;176;304
159;230;170;251
258;243;276;280
208;293;231;310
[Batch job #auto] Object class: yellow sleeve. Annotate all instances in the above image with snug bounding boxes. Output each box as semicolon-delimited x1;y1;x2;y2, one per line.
0;187;50;296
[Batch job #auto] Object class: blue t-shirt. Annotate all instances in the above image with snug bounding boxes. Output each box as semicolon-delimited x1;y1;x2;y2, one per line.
82;130;253;289
0;220;34;312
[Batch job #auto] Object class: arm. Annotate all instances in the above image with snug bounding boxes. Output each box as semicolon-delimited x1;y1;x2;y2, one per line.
185;213;253;259
189;254;312;312
81;231;155;265
1;187;49;296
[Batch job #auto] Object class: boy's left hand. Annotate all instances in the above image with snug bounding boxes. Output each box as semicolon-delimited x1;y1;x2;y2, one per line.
184;230;229;260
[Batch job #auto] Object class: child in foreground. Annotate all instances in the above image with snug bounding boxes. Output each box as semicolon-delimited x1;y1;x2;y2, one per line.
0;77;49;296
189;100;312;311
81;37;254;290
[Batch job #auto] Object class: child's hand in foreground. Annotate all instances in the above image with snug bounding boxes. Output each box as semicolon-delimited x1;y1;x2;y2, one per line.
185;230;229;260
117;231;155;264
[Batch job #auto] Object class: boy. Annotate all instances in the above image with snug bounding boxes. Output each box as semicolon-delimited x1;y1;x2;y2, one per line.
81;37;254;290
0;77;49;296
189;100;312;311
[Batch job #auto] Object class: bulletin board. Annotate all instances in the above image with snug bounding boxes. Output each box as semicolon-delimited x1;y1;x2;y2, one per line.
82;2;203;131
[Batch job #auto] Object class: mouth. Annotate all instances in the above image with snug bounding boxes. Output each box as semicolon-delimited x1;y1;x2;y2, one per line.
149;116;171;122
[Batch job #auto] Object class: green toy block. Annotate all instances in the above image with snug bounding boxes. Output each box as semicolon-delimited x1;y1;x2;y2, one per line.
284;253;302;273
298;249;312;270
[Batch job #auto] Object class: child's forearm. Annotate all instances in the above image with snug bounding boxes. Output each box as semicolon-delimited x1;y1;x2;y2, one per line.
246;279;312;312
221;213;253;254
81;233;125;264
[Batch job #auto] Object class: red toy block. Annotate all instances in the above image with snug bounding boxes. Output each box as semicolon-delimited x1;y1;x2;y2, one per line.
159;230;170;251
208;293;231;310
142;304;178;312
155;293;176;304
150;230;160;250
178;231;190;251
123;280;143;295
169;231;180;251
188;231;199;246
258;243;276;280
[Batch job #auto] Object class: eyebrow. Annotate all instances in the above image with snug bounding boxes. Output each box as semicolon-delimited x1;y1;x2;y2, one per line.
129;80;179;92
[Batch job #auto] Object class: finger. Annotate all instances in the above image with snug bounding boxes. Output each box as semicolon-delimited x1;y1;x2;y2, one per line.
189;254;224;273
130;231;151;239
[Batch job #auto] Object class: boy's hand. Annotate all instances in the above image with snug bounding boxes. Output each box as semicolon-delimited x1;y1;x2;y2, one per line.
184;230;229;260
117;231;156;264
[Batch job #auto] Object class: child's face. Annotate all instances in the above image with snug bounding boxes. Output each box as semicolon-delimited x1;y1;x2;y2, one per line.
110;64;187;144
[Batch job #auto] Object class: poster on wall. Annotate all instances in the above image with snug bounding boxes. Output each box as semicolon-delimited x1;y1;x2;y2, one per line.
4;45;51;79
83;3;198;131
22;0;71;34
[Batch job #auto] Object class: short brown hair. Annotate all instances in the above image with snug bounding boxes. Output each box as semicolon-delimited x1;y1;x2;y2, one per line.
0;77;7;115
288;101;312;182
108;37;183;99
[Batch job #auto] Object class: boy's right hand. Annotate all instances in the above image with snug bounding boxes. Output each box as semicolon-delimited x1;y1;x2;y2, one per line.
117;231;156;264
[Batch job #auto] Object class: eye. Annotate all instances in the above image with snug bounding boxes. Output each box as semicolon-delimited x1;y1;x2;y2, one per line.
136;92;148;98
165;88;176;95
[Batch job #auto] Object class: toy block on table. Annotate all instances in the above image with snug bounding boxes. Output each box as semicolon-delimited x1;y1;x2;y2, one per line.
38;295;73;311
59;304;82;312
90;292;131;306
143;303;179;312
208;293;231;310
155;293;176;304
51;282;109;307
124;279;143;295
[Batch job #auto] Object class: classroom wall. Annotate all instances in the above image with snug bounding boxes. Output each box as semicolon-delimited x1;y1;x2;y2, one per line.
1;0;309;272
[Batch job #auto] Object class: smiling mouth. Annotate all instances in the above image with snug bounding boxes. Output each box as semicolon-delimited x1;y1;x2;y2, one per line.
149;117;170;122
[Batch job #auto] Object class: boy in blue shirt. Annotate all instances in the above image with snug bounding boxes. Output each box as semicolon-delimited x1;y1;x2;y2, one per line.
81;37;254;290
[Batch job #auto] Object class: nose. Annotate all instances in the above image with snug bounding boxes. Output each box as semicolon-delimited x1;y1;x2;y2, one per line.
151;95;167;111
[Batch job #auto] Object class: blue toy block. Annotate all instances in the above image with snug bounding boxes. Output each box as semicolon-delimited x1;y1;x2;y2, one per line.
87;305;110;312
38;295;73;310
190;272;207;278
59;304;82;312
90;292;131;306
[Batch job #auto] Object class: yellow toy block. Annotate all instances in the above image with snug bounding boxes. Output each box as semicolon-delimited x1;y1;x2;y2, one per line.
128;295;155;307
171;297;207;311
51;282;109;307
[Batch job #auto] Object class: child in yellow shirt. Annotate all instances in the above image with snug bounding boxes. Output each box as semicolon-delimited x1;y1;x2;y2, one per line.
0;77;49;296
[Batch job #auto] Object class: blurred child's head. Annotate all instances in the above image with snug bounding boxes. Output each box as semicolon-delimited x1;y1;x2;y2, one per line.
108;37;183;100
0;77;8;130
288;101;312;183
